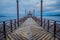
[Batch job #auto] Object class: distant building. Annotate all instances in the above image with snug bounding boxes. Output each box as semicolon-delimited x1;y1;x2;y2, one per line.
28;11;32;18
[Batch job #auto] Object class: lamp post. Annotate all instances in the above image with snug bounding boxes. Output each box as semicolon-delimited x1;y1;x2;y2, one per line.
25;9;27;17
33;9;35;17
40;0;43;26
17;0;19;26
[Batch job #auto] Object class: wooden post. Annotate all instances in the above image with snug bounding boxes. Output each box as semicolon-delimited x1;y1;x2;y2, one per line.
40;0;43;26
33;9;35;17
47;20;49;32
25;9;26;17
14;19;16;29
10;20;12;32
17;0;19;27
3;21;6;40
44;19;45;29
54;21;56;40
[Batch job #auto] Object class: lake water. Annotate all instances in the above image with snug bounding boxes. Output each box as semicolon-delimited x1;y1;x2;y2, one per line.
0;16;60;22
38;16;60;21
43;16;60;21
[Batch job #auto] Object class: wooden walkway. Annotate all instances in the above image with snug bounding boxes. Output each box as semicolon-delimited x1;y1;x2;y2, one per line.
7;18;58;40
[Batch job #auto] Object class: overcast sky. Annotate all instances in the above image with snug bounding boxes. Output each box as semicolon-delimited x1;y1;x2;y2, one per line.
0;0;60;16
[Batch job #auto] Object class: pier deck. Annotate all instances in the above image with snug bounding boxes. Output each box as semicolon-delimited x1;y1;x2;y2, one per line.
7;18;58;40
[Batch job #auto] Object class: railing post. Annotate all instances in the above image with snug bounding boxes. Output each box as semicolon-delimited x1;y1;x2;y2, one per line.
44;19;45;29
14;19;16;29
54;21;56;40
10;20;12;32
3;21;7;40
47;20;49;32
17;0;19;27
40;0;43;27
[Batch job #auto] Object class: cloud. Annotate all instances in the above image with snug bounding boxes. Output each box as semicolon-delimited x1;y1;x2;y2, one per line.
0;0;16;5
43;0;56;6
0;0;60;16
43;0;57;10
44;9;60;13
2;7;16;14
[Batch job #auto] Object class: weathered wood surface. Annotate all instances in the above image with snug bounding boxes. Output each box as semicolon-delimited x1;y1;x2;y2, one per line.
7;18;58;40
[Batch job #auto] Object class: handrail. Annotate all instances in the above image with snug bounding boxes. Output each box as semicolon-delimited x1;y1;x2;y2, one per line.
0;16;60;40
33;17;60;40
0;16;28;40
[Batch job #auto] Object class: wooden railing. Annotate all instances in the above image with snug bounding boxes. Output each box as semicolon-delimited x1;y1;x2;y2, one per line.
0;17;28;40
0;16;59;40
32;17;60;40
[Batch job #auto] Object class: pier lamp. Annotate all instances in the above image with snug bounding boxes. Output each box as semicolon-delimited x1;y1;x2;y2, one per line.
25;9;27;17
33;9;35;17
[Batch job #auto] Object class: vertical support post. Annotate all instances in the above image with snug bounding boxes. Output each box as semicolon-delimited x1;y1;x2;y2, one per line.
54;21;56;40
10;20;12;32
40;0;43;26
25;9;27;17
17;0;19;27
33;9;35;17
44;19;45;29
14;19;16;29
3;21;6;40
47;20;49;32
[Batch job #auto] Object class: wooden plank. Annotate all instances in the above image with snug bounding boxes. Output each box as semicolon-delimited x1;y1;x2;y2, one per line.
7;18;59;40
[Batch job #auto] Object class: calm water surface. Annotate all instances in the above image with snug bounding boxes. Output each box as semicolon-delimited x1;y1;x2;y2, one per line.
0;16;60;21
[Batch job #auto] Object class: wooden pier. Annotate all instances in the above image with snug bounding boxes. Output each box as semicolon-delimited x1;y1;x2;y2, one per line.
0;0;60;40
5;18;59;40
0;17;60;40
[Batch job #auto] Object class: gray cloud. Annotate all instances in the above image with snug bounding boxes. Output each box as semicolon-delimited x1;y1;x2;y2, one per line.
0;0;60;15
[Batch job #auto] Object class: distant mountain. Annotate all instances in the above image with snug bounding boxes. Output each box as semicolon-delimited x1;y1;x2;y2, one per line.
44;15;60;16
43;13;60;16
0;16;6;17
0;14;7;17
